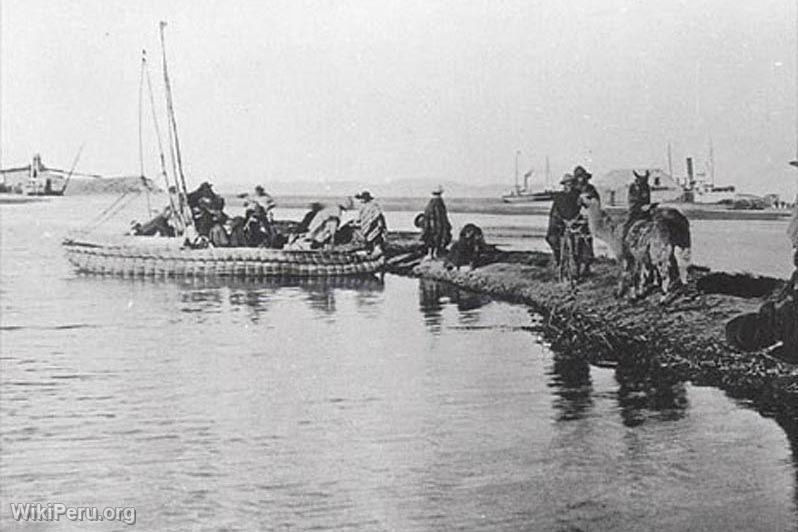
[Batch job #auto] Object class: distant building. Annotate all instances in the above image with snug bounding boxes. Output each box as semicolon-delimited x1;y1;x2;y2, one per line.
0;154;69;195
593;168;683;207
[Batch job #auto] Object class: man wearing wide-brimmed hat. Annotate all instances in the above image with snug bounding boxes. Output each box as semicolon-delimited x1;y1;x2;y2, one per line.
573;165;599;201
420;185;452;259
354;190;387;252
545;174;581;267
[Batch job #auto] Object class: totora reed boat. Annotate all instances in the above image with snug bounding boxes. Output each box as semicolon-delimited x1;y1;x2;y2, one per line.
63;234;384;278
63;23;384;279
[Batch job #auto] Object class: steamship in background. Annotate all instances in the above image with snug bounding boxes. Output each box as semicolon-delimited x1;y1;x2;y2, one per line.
503;142;781;210
501;152;557;203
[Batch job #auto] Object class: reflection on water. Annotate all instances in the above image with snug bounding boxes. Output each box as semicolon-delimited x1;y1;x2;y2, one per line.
418;279;492;332
548;354;594;422
175;276;385;321
1;197;798;530
615;362;688;427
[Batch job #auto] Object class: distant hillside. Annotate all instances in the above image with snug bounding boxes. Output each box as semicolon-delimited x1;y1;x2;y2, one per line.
65;176;160;195
237;178;507;198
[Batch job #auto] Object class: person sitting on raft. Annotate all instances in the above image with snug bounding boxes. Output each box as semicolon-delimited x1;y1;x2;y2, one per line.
420;185;452;259
186;182;227;241
546;173;582;268
242;195;283;248
287;201;350;250
352;190;387;253
130;205;177;237
295;202;324;234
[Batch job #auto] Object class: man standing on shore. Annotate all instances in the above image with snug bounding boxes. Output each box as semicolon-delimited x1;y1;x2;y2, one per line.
546;174;581;267
421;185;452;259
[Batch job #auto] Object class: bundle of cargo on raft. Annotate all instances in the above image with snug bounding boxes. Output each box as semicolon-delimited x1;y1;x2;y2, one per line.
63;234;385;278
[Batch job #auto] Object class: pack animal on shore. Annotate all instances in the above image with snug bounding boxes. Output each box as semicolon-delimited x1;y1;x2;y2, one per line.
582;195;691;301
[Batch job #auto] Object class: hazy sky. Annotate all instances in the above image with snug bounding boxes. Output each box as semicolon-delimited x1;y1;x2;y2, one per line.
2;0;797;197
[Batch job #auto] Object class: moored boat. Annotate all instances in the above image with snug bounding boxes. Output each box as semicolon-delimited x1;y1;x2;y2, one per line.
63;233;384;278
62;23;383;279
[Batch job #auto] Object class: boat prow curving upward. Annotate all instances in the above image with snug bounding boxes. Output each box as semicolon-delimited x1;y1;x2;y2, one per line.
62;233;385;278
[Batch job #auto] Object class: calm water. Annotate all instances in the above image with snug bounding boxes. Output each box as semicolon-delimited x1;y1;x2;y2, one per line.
1;196;797;531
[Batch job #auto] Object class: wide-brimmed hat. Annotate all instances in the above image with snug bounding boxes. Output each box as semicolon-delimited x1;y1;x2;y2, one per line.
573;166;592;180
354;190;374;201
560;173;576;184
432;185;444;196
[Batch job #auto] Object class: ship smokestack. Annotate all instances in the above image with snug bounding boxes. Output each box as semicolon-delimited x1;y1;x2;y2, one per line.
686;157;694;185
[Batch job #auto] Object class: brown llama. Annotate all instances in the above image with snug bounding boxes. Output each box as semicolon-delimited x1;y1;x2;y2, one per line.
582;195;691;301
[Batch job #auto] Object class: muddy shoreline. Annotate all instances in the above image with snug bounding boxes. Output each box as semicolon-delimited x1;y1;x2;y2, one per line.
384;232;798;421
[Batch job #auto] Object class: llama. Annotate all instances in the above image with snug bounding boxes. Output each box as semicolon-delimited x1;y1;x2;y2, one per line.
582;195;691;301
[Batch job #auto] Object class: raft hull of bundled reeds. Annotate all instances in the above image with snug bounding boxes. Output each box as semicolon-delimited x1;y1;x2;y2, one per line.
62;236;384;278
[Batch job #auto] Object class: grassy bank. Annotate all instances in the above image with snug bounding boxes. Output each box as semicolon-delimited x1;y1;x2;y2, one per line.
384;232;798;420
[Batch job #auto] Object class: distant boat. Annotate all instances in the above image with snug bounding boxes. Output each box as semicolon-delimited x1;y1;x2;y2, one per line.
501;154;557;203
501;189;556;203
691;181;737;204
0;154;67;196
1;150;87;196
682;150;737;204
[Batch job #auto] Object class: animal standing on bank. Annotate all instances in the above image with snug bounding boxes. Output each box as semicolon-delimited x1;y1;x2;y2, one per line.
582;195;691;301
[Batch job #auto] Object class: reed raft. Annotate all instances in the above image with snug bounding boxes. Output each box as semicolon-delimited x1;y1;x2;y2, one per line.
63;234;384;278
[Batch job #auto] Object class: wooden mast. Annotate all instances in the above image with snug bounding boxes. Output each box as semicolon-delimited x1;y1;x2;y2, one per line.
159;21;192;227
142;50;183;230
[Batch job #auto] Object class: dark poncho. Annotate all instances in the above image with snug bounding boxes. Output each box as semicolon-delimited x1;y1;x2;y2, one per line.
421;196;452;249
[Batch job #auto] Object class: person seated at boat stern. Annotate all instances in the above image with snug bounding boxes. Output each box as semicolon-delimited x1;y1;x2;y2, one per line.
420;185;452;259
241;195;284;248
187;182;228;242
546;173;582;267
573;166;598;274
353;190;387;253
130;205;177;237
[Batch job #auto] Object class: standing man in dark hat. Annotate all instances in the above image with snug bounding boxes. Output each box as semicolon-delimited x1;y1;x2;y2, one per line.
573;165;598;274
420;185;452;259
546;174;581;268
573;166;600;202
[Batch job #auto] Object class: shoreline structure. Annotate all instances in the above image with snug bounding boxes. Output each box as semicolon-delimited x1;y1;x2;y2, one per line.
384;232;798;421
